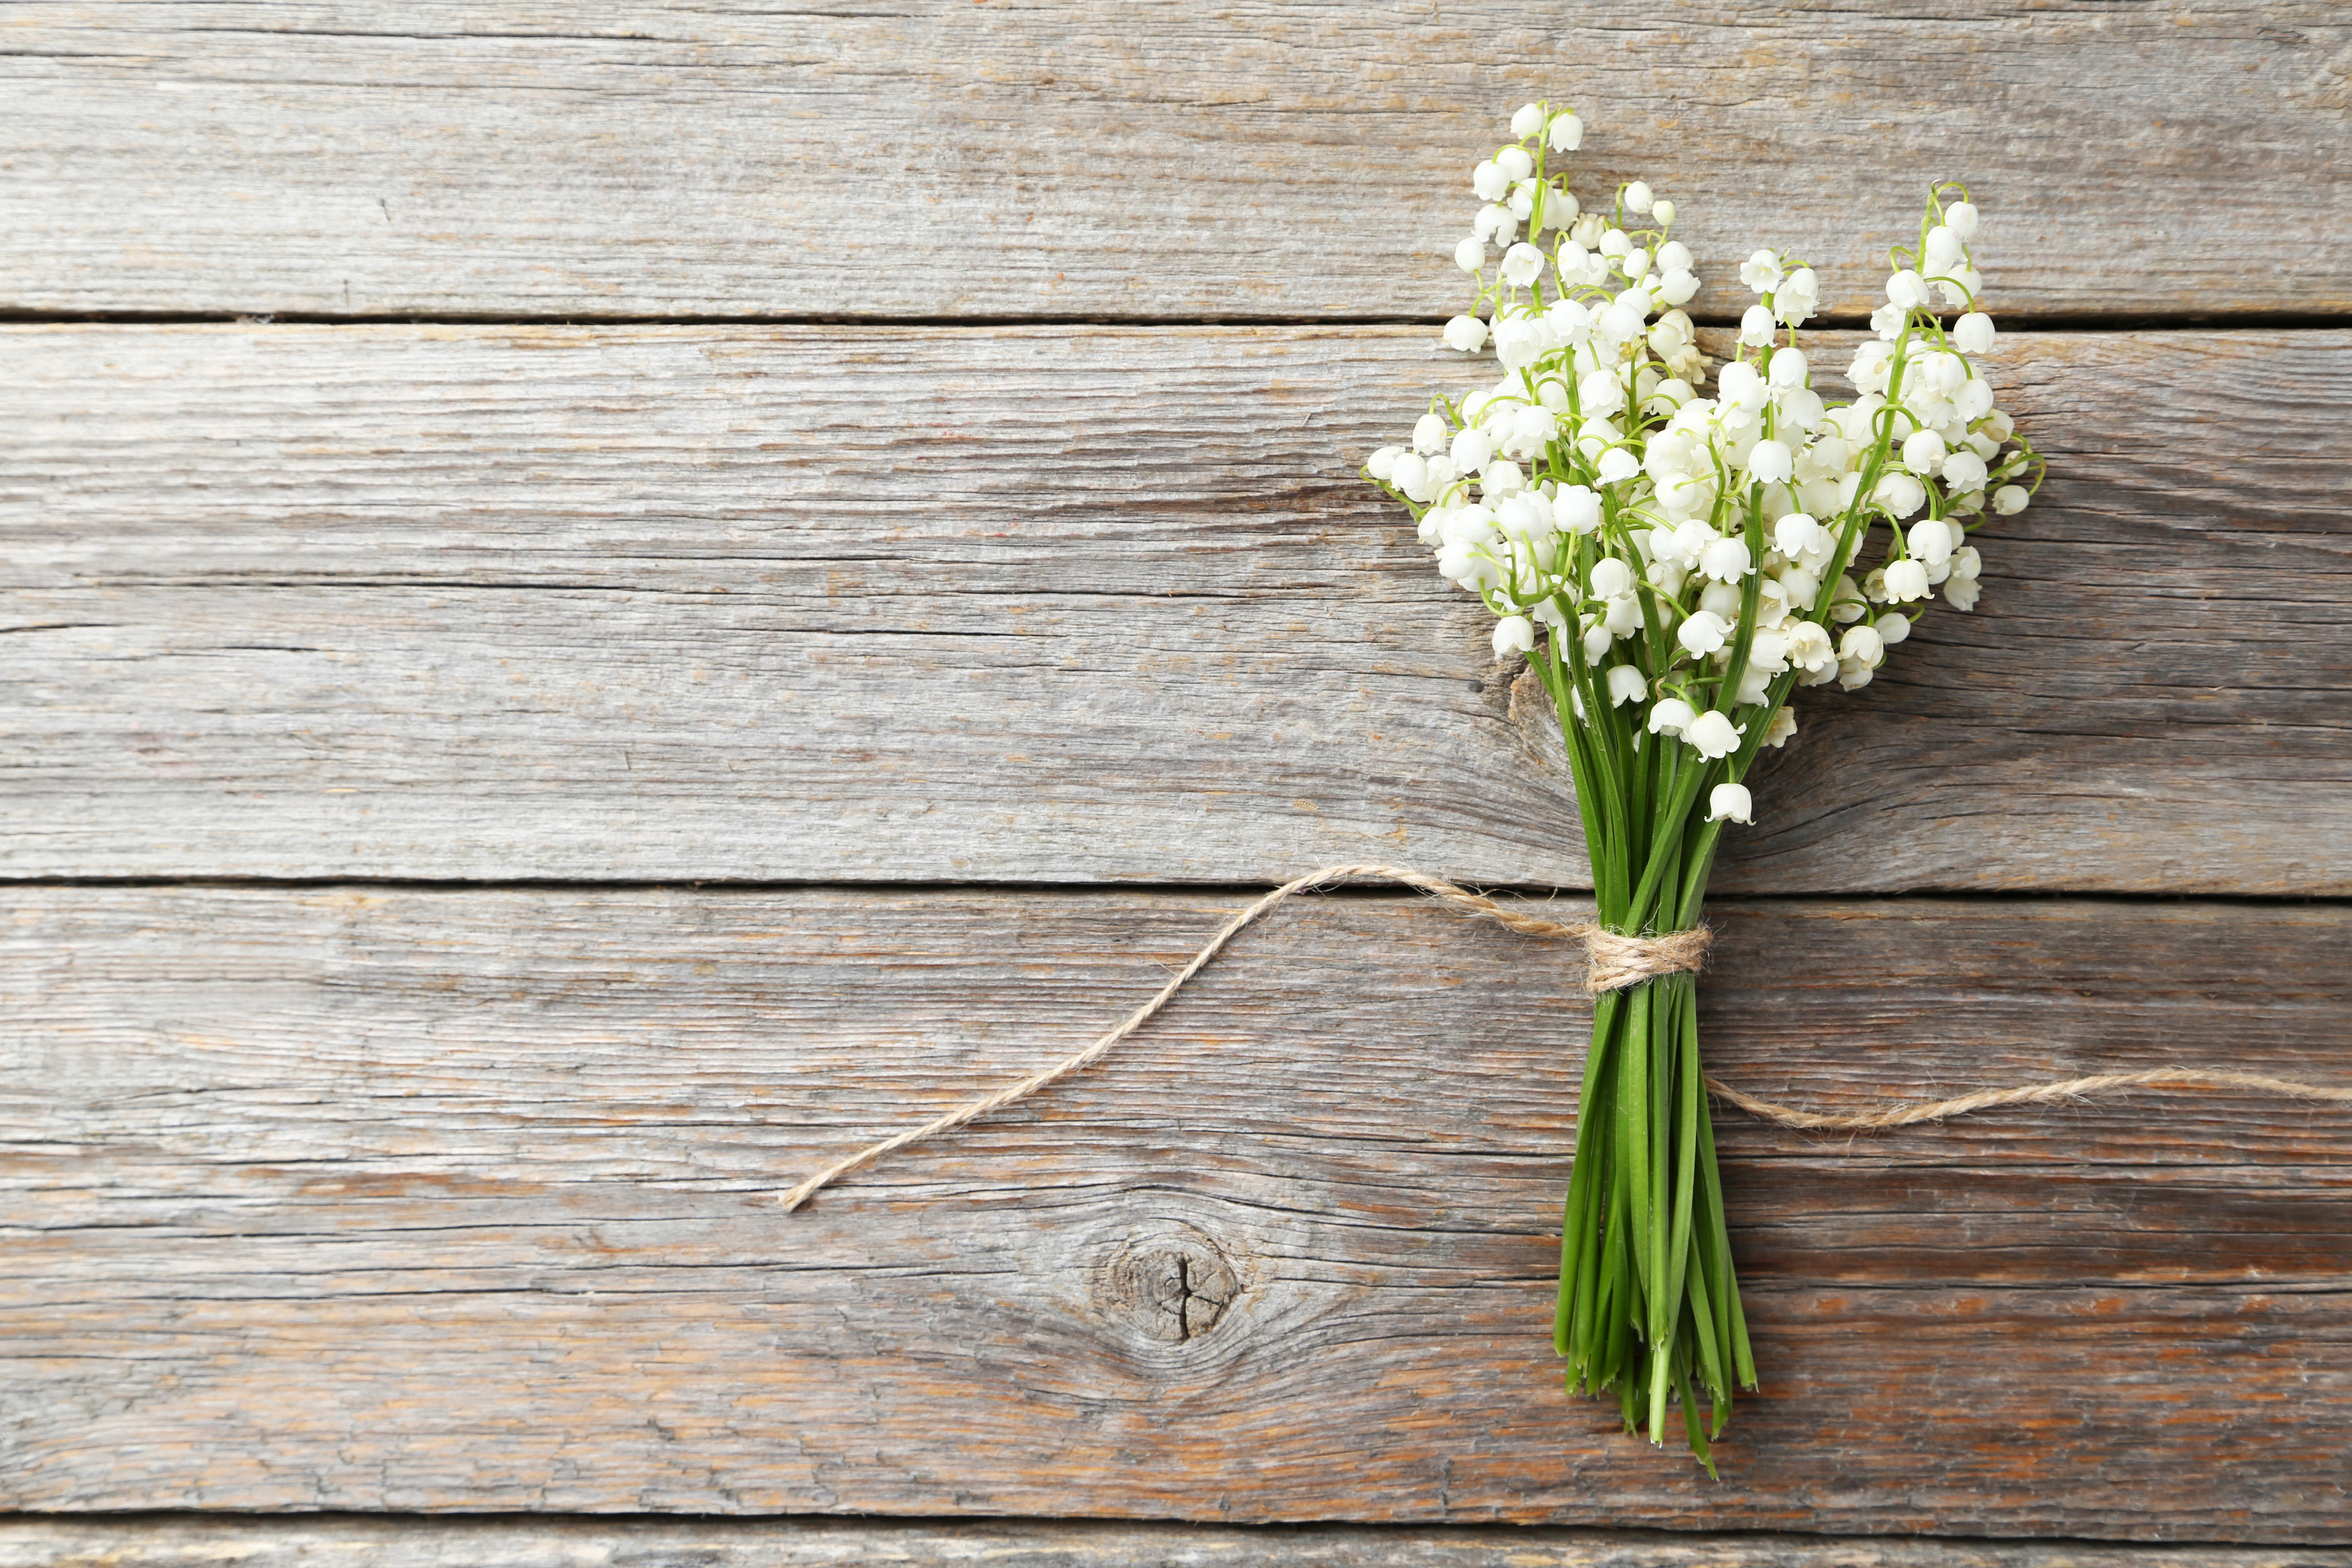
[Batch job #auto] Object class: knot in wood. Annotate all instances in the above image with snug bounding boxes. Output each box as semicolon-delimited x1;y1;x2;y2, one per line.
1101;1228;1241;1345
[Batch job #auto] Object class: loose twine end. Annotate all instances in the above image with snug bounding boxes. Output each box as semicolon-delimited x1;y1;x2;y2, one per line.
778;864;2351;1211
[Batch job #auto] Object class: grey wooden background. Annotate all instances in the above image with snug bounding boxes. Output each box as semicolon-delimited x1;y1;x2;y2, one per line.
4;3;2351;1564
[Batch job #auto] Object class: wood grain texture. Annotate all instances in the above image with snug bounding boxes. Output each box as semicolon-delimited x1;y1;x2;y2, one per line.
5;886;2349;1534
3;324;2346;892
1;2;2347;320
5;1516;2350;1568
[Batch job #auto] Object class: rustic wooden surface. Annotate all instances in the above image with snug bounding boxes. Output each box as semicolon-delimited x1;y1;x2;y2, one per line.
2;3;2348;321
7;0;2352;1556
5;324;2347;893
5;887;2349;1534
6;1516;2351;1568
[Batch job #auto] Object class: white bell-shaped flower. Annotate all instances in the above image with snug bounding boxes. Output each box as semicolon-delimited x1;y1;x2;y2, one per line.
1678;610;1731;657
1493;615;1536;657
1839;624;1885;665
1501;242;1546;286
1901;429;1947;475
1707;782;1753;825
1606;664;1648;706
1738;304;1776;348
1954;312;1996;354
1684;710;1743;760
1510;103;1546;138
1596;447;1641;484
1412;414;1448;454
1760;707;1798;749
1768;346;1808;388
1553;485;1602;534
1452;427;1494;471
1442;314;1488;352
1943;575;1982;612
1874;472;1927;518
1746;439;1795;484
1993;484;2030;515
1784;621;1835;673
1907;518;1954;567
1367;446;1402;481
1886;269;1930;310
1588;557;1634;598
1648;697;1696;737
1699;535;1752;583
1548;113;1583;151
1883;557;1930;601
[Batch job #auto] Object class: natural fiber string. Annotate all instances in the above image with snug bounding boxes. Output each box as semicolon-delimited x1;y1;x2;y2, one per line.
778;864;2352;1211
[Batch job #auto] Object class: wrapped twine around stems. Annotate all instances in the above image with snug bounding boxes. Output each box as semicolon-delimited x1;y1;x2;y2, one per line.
778;864;2352;1213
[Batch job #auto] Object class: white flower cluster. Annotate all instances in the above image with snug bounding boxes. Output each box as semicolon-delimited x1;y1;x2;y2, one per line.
1365;102;2043;828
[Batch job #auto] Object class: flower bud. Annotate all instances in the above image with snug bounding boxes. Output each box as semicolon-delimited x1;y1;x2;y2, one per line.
1493;615;1536;657
1498;147;1534;181
1583;620;1614;660
1684;710;1743;760
1993;483;2029;515
1455;235;1487;273
1623;180;1654;214
1872;611;1912;647
1607;664;1648;706
1442;314;1488;352
1651;199;1675;227
1367;446;1402;481
1510;103;1546;139
1946;200;1980;239
1596;447;1640;484
1708;782;1753;824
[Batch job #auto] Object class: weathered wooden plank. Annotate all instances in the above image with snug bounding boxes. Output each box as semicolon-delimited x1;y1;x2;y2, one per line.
5;887;2349;1533
0;3;2345;320
3;324;2346;893
4;1516;2349;1568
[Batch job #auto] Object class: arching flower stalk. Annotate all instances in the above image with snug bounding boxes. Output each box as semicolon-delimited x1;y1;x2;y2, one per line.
1362;102;2045;1472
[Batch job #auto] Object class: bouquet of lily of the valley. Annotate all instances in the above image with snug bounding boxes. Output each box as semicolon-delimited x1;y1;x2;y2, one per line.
1363;102;2044;1470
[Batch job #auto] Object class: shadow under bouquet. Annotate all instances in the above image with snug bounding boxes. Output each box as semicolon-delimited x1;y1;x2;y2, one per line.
1362;101;2045;1470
